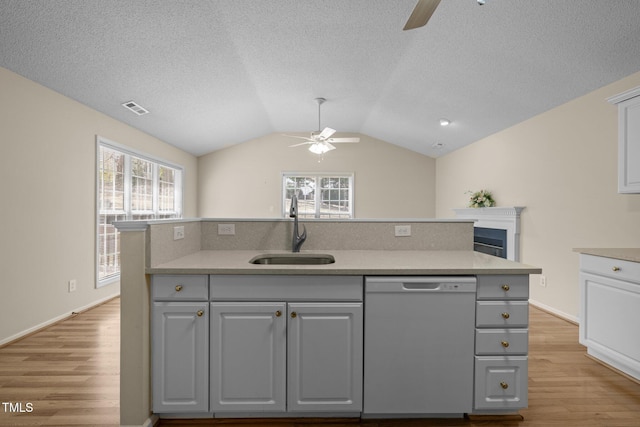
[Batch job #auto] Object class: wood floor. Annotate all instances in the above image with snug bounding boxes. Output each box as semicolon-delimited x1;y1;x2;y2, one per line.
1;298;639;427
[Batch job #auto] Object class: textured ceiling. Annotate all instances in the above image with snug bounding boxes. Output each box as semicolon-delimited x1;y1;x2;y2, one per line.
1;0;640;157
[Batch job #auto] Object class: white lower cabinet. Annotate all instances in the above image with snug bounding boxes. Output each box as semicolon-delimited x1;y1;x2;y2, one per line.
152;301;209;413
210;301;363;413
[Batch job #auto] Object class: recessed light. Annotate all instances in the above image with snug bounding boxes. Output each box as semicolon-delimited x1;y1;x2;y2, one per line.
431;142;445;149
439;118;451;126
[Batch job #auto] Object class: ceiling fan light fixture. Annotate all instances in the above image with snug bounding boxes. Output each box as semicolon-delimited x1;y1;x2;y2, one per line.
309;142;332;154
439;118;451;126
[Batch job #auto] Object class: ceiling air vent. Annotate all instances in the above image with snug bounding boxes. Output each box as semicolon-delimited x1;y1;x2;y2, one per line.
122;100;149;116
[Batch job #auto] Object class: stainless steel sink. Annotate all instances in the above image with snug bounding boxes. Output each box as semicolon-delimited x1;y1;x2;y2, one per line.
249;253;335;265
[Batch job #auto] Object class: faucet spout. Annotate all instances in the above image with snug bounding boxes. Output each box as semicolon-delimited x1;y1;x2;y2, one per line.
289;195;307;252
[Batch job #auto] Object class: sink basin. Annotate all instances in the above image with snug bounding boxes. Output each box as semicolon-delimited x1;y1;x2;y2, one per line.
249;253;335;265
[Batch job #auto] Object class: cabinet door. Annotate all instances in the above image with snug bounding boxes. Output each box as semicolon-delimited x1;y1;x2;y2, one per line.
152;302;209;413
616;93;640;193
287;303;363;412
210;302;286;412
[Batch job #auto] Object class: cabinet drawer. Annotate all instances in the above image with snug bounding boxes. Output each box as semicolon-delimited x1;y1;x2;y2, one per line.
476;301;528;328
475;329;528;355
476;275;529;300
474;356;528;410
580;254;640;284
152;275;209;301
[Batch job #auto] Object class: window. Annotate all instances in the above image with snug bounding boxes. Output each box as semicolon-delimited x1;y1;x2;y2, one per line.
96;137;183;287
283;173;353;219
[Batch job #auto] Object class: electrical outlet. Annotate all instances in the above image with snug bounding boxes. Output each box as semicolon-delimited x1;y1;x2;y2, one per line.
173;226;185;240
539;275;547;287
394;225;412;237
68;279;77;293
218;223;236;236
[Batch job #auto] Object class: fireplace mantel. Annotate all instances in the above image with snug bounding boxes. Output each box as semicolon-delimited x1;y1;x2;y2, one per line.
453;207;525;261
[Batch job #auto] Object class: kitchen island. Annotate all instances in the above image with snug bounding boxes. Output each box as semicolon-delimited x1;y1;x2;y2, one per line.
115;218;541;427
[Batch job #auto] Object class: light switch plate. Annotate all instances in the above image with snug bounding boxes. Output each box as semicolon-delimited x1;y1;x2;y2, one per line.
394;225;411;237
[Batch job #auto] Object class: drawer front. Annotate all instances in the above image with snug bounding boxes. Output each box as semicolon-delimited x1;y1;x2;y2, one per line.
476;301;528;328
475;329;528;355
474;356;528;410
152;275;209;301
580;254;640;284
210;275;363;301
477;275;529;300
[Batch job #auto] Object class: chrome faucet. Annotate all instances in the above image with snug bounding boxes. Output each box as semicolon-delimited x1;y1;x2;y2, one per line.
289;195;307;252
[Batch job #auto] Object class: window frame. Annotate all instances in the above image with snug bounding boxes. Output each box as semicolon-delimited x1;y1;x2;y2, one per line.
281;172;354;219
96;136;184;287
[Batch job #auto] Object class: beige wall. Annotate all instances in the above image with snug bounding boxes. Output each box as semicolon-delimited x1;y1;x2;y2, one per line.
436;71;640;319
0;66;198;344
198;133;436;218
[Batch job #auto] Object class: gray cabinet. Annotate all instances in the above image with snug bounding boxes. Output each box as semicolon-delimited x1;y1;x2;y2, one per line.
287;303;363;412
209;302;286;412
473;275;529;412
151;274;209;413
608;86;640;193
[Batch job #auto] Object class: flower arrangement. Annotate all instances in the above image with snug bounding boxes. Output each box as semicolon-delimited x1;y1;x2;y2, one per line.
466;190;495;208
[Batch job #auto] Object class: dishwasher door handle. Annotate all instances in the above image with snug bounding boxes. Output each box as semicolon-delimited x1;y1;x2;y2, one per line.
402;282;441;291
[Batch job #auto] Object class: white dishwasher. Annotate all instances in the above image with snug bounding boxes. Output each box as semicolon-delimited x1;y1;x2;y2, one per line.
363;276;476;416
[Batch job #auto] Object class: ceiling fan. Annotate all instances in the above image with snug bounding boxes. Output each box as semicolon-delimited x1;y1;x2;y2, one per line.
404;0;486;31
286;98;360;155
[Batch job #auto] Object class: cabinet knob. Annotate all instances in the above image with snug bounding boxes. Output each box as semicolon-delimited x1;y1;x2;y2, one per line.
612;266;621;272
290;311;297;319
501;284;510;291
275;310;282;317
501;312;510;319
501;340;510;348
197;310;204;317
175;285;183;292
500;381;509;390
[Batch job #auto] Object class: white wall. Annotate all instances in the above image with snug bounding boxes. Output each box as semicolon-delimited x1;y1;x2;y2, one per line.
198;133;436;218
436;71;640;319
0;66;198;344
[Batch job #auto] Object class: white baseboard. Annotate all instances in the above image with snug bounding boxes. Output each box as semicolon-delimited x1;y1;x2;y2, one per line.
529;298;579;324
0;293;120;347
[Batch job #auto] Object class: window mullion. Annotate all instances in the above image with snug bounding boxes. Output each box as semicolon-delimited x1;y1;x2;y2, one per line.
152;163;159;219
124;154;132;220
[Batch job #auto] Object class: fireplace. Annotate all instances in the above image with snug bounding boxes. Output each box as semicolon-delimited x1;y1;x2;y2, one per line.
453;207;524;262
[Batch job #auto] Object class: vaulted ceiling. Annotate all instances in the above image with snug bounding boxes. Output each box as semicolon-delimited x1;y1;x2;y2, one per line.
2;1;640;157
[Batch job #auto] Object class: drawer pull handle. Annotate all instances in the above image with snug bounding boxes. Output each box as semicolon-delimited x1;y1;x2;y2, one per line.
500;382;509;390
501;340;510;348
291;311;297;319
612;266;621;272
501;284;510;291
275;310;282;317
196;310;204;317
175;285;183;292
501;312;510;319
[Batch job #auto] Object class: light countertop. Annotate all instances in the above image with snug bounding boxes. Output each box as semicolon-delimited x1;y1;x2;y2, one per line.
573;248;640;263
148;249;542;276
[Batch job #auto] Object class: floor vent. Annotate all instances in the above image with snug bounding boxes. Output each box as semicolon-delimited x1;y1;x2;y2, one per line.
122;100;149;115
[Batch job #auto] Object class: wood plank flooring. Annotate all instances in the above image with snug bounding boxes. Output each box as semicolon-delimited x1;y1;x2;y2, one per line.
1;298;639;426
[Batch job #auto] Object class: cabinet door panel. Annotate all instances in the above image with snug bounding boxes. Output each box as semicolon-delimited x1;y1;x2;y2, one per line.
287;303;363;412
210;302;286;412
152;302;208;413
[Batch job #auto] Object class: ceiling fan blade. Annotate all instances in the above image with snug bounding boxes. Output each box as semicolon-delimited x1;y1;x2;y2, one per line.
288;141;313;147
318;127;336;140
403;0;441;31
327;137;360;143
324;142;337;151
283;134;313;141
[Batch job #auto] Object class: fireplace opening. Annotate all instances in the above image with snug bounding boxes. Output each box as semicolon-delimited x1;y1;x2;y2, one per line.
474;227;507;259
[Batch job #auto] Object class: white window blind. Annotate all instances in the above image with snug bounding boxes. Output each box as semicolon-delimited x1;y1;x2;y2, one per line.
96;137;183;287
282;173;354;219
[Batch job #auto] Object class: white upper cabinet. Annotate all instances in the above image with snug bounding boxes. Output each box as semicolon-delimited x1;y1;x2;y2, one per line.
608;86;640;193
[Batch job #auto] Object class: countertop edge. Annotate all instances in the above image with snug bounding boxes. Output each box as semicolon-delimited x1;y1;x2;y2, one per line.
573;248;640;264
